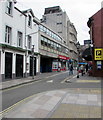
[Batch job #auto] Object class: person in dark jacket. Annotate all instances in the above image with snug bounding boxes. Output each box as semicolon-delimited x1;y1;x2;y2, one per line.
69;63;73;75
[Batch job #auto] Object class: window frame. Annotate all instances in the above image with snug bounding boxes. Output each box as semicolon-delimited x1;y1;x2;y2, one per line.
27;35;32;49
6;1;13;15
28;15;32;27
5;25;12;44
17;31;23;47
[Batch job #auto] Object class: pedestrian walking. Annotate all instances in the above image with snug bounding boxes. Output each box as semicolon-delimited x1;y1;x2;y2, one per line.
77;65;80;78
69;63;73;75
86;64;88;73
80;65;84;76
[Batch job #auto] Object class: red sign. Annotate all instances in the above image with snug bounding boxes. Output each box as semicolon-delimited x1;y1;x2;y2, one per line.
58;55;70;60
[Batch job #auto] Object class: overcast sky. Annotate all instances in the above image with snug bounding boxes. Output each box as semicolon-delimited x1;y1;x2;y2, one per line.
16;0;102;45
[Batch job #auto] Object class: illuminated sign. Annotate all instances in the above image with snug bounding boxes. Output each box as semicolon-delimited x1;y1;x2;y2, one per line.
94;48;103;60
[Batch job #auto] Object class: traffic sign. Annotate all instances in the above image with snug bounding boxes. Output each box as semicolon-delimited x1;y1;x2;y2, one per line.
94;48;103;60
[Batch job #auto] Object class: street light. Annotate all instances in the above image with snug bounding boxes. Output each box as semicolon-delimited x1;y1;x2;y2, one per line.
32;45;35;79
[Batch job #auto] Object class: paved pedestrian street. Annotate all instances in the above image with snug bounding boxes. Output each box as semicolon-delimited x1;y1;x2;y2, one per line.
3;88;101;118
50;91;101;118
50;104;101;118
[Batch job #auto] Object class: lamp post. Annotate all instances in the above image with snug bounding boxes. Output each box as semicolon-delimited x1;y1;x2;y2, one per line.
32;45;35;79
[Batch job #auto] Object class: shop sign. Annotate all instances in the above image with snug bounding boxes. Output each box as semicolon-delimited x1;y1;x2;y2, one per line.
97;61;102;69
94;48;103;60
58;55;69;60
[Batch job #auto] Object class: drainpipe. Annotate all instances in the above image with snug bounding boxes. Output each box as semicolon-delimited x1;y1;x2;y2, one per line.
25;16;27;78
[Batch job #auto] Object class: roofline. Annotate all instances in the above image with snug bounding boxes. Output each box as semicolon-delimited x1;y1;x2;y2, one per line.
14;7;27;17
22;9;35;17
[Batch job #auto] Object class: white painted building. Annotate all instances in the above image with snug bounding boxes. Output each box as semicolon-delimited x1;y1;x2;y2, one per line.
0;0;40;81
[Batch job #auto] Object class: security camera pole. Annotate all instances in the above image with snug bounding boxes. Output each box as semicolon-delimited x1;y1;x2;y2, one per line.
32;45;35;79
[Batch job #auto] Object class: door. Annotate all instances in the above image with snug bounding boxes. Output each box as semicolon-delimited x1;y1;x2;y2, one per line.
16;54;23;78
5;52;12;79
30;56;36;76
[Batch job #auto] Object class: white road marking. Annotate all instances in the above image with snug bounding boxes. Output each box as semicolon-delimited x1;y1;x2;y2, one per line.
2;71;68;92
46;80;53;83
72;75;77;78
61;75;77;83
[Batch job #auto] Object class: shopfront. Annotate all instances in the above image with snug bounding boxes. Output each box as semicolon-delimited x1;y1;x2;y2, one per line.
52;55;69;71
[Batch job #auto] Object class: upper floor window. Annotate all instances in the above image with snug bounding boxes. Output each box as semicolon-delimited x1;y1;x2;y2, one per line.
57;22;62;25
5;25;12;44
28;15;32;27
6;1;12;15
17;31;23;47
57;14;62;16
27;35;32;49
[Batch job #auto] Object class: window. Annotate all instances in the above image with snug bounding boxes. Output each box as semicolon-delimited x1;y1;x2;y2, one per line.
44;38;47;46
48;40;51;48
57;44;59;50
5;25;12;44
28;35;31;49
57;14;62;16
17;31;23;47
57;22;62;25
58;31;62;34
43;27;47;33
41;36;45;46
6;1;12;15
54;43;57;50
28;15;32;27
51;41;54;49
58;45;61;52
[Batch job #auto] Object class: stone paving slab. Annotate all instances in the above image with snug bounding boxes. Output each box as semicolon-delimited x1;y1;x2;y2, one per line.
3;90;67;118
50;104;101;118
2;88;101;119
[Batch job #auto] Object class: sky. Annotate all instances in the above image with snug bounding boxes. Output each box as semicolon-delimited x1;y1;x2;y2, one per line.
16;0;103;45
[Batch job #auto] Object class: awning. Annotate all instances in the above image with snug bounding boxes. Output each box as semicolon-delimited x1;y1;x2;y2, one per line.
82;47;92;61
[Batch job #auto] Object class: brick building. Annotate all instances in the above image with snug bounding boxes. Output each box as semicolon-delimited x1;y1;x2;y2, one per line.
87;8;103;77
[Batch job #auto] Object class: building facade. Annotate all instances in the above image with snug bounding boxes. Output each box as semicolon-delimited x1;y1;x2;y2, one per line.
0;0;72;81
87;8;103;77
38;23;70;72
41;6;78;65
0;0;40;81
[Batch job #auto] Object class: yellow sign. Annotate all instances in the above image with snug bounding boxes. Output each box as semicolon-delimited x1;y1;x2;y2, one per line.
94;48;103;60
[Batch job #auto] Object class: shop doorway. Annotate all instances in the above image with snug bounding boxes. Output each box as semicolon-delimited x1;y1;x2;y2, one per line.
5;52;12;79
16;54;23;78
40;56;52;73
30;56;36;76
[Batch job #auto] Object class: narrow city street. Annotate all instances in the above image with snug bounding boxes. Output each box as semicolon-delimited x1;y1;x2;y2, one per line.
1;71;101;118
0;0;103;119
